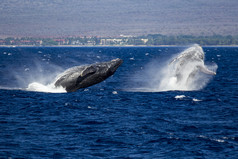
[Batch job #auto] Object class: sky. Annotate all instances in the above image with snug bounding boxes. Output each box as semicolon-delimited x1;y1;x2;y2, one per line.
0;0;238;37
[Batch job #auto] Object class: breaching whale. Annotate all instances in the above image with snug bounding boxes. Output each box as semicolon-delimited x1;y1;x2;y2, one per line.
169;44;216;84
54;58;123;92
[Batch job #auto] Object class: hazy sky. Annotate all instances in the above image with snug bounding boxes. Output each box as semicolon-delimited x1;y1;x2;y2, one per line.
0;0;238;37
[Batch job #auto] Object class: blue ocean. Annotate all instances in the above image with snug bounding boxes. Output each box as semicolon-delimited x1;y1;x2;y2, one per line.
0;46;237;158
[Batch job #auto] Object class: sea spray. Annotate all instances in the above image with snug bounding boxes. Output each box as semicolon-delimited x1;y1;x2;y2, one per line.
24;65;66;93
128;44;217;92
27;82;66;93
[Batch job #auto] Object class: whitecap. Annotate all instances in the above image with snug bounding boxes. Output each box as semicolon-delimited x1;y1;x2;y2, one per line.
192;98;202;102
24;68;30;72
112;91;118;94
175;95;186;99
65;102;70;106
214;139;225;143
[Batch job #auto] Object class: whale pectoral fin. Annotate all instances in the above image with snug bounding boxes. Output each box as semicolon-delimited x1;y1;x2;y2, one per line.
198;65;216;75
77;66;97;83
82;65;97;76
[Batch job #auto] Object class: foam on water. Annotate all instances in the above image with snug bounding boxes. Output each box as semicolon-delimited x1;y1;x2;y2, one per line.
192;98;202;102
21;68;67;93
175;95;186;99
26;82;66;93
0;75;66;93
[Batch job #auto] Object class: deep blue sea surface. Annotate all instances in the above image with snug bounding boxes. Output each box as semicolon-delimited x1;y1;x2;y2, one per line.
0;46;237;158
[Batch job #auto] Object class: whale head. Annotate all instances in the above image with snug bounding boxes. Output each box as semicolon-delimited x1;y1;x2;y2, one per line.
105;58;123;75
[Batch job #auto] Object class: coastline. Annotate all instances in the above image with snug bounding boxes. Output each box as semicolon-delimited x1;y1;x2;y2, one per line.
0;44;238;48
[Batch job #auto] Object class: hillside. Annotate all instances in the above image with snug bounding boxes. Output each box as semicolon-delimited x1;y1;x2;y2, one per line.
0;0;238;37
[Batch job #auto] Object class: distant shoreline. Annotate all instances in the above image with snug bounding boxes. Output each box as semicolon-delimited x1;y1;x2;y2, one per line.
0;45;238;48
1;34;238;46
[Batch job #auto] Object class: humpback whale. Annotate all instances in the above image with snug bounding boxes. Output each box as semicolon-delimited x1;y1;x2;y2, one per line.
169;44;216;85
54;58;123;92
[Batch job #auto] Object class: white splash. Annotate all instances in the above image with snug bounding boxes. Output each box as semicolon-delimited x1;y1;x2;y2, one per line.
158;45;217;91
27;82;66;93
129;44;218;92
24;69;67;93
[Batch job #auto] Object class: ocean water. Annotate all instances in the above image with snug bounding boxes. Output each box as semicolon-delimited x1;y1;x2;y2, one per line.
0;46;237;158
